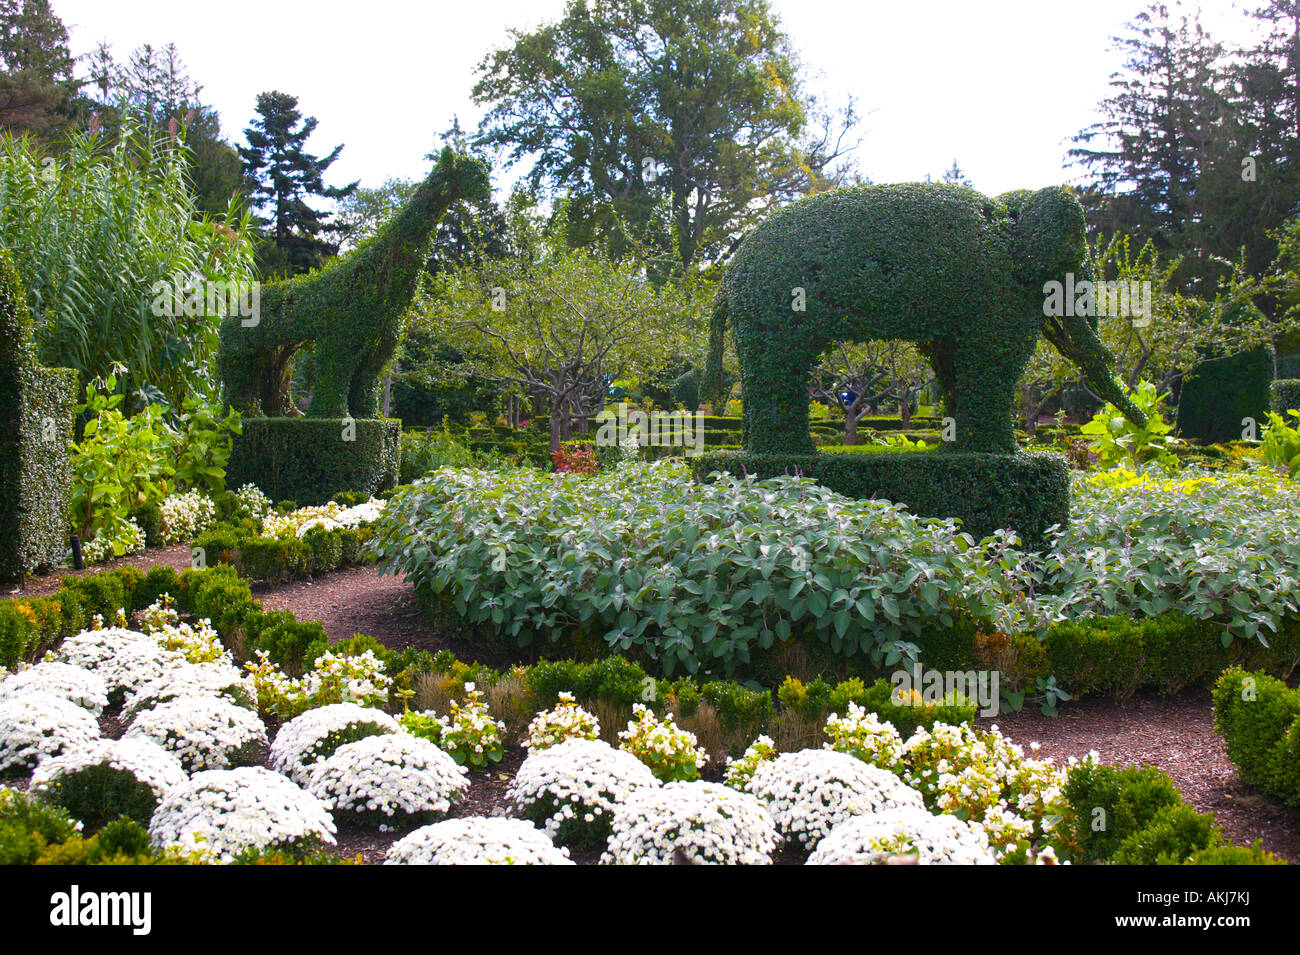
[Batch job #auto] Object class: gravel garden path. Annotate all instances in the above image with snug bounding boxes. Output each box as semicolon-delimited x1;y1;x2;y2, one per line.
11;549;1300;863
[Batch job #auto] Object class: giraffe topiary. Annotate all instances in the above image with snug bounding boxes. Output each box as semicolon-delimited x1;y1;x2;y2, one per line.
219;147;491;418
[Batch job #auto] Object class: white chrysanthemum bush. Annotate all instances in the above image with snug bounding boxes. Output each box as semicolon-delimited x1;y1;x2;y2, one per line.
508;738;659;850
0;661;109;715
823;703;907;773
122;661;253;724
807;807;998;865
723;735;778;792
125;695;267;772
748;749;925;851
269;703;400;786
148;766;337;863
30;736;187;826
54;627;184;704
386;817;573;865
307;733;469;824
0;692;101;775
601;781;778;865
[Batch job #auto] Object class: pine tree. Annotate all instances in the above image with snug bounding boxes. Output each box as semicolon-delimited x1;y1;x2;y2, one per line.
0;0;76;135
239;90;358;276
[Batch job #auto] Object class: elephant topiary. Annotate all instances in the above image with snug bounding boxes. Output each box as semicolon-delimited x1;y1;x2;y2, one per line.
219;147;491;418
703;182;1144;455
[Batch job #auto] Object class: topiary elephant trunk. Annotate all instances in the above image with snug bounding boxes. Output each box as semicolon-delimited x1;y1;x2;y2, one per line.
703;182;1144;454
219;147;491;418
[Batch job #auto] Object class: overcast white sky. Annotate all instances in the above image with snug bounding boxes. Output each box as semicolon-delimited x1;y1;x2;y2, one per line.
52;0;1261;197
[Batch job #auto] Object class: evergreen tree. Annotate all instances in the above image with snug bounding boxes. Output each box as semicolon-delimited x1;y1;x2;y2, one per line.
0;0;76;135
239;90;357;276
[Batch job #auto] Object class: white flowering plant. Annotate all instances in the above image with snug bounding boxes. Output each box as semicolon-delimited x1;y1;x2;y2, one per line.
125;695;267;772
0;692;101;775
901;721;1065;863
723;735;778;793
148;766;337;863
30;736;187;826
807;806;998;865
823;703;907;773
508;738;659;851
748;749;926;851
122;661;253;724
269;703;400;786
82;517;146;564
307;732;469;825
524;692;600;751
618;703;707;782
0;662;109;716
158;490;217;545
401;683;503;769
601;781;778;865
55;627;185;703
385;817;573;865
233;483;272;523
139;596;228;665
244;650;391;720
261;499;384;538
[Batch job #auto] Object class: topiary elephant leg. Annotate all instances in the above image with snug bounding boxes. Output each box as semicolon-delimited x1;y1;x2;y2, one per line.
738;317;819;455
308;347;360;419
218;318;264;416
951;343;1021;454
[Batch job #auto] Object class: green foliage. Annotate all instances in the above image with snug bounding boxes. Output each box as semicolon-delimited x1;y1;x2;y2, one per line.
703;182;1139;455
398;421;477;482
693;449;1070;546
1270;379;1300;415
0;116;256;406
1257;409;1300;475
248;616;328;675
171;397;241;492
1079;380;1177;469
1062;761;1184;864
219;147;489;418
36;762;164;828
1212;667;1300;807
0;247;75;579
226;417;400;505
1177;345;1274;443
0;787;79;865
1111;803;1222;865
1184;842;1287;865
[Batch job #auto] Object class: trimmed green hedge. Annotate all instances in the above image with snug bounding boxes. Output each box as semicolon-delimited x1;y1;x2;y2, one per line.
0;249;76;580
691;449;1069;545
227;417;400;505
1270;379;1300;414
1213;667;1300;807
1177;345;1274;443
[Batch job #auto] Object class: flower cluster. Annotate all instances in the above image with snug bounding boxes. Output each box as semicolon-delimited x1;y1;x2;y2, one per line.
269;703;400;786
901;721;1065;861
618;704;707;782
402;683;504;769
508;738;659;850
233;483;272;523
244;650;391;719
82;517;146;564
524;692;600;751
386;817;573;866
148;766;337;863
261;499;384;538
601;781;778;865
0;661;109;716
723;735;778;792
139;597;228;664
0;693;101;774
823;703;907;773
749;749;925;850
158;490;217;545
125;695;267;772
807;807;998;865
122;661;252;724
54;627;184;702
30;736;187;814
307;733;469;823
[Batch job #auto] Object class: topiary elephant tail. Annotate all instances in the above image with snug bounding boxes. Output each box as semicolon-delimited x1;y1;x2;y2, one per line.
702;289;729;410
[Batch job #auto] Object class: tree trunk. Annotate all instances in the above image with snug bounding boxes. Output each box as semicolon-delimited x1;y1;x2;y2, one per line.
844;410;859;446
899;393;913;430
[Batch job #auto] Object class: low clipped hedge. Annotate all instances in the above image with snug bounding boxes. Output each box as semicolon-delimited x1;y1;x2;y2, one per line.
192;520;373;586
1177;345;1274;443
692;449;1069;545
1271;379;1300;414
227;417;400;505
1213;667;1300;807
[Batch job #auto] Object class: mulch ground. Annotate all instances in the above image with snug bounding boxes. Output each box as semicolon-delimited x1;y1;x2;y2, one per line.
8;547;1300;864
